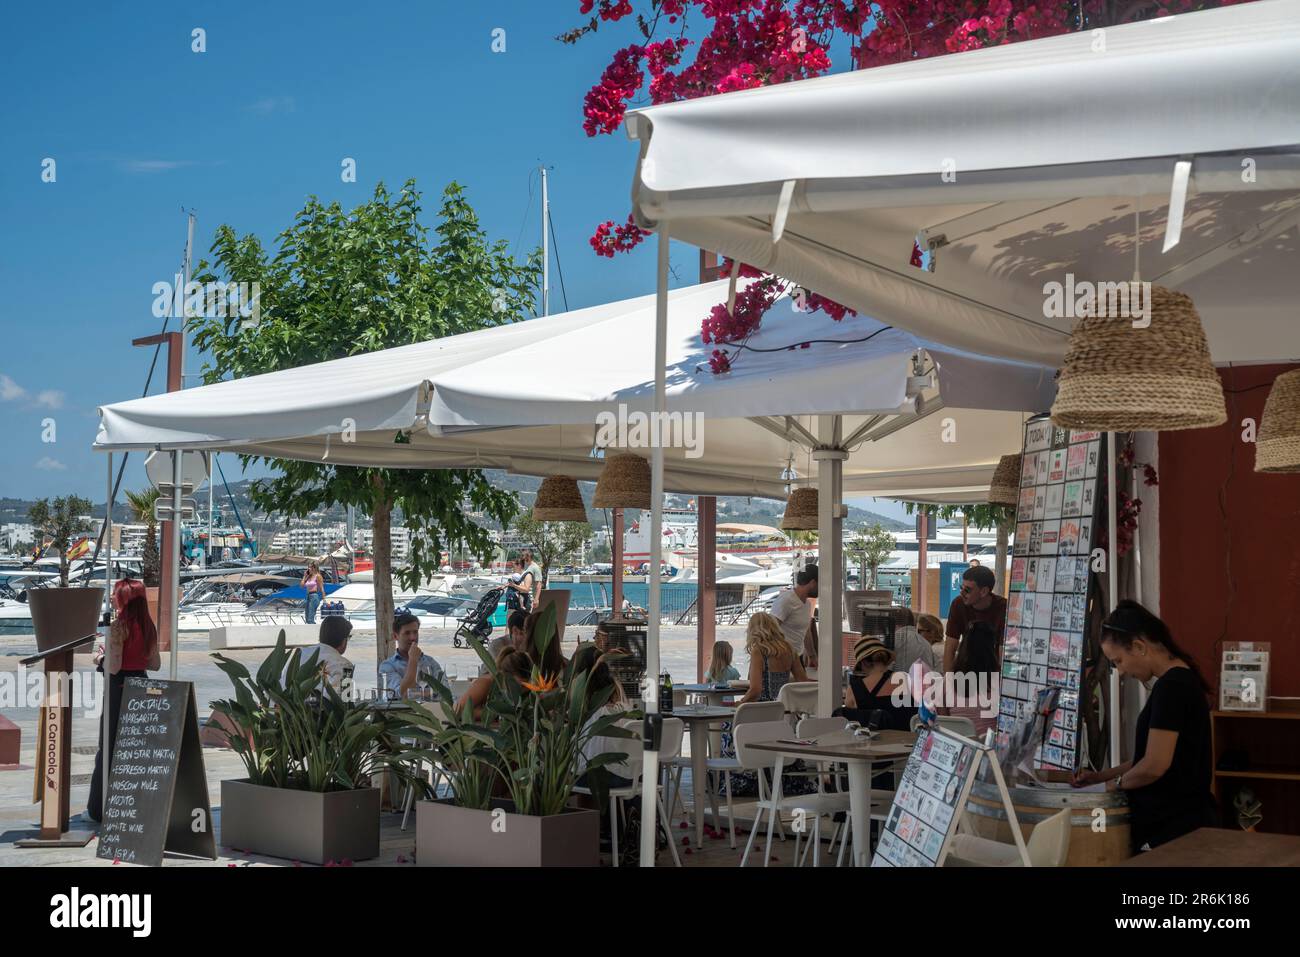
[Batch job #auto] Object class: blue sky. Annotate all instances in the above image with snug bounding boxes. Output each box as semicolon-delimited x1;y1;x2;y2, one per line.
0;0;906;520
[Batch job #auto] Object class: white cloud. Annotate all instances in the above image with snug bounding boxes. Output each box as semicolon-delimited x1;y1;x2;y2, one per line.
1;374;64;409
118;159;200;174
34;390;64;410
35;457;67;471
0;374;25;401
247;95;295;115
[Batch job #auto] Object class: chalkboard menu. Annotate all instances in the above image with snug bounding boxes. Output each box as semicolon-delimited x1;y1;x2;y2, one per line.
998;417;1105;772
96;678;216;866
871;727;980;868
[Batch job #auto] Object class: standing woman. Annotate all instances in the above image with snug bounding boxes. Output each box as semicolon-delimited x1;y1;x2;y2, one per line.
87;578;161;822
1072;600;1217;852
302;561;324;624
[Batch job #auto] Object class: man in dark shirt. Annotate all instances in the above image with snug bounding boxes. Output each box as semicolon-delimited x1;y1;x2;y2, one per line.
942;565;1007;673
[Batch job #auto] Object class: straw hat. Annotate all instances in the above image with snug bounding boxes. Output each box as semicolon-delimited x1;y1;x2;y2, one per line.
1256;369;1300;473
532;475;589;522
780;486;818;530
852;636;893;670
592;453;652;508
1050;286;1226;431
987;453;1022;506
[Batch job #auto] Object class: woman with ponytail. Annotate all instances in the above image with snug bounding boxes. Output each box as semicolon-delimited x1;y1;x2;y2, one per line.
86;578;161;822
1072;600;1217;852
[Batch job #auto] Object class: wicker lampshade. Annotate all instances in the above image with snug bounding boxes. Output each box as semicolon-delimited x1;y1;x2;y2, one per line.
532;475;589;522
1256;369;1300;473
987;453;1023;506
780;487;819;530
1051;286;1226;431
592;453;652;509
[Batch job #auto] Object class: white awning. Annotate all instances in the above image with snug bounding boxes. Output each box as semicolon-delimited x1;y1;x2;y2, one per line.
96;280;1055;503
626;1;1300;365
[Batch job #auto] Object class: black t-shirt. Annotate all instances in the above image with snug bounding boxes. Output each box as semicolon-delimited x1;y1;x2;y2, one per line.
1128;665;1217;850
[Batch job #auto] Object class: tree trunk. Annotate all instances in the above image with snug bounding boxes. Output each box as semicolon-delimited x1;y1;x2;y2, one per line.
371;474;395;666
994;518;1010;596
859;556;867;588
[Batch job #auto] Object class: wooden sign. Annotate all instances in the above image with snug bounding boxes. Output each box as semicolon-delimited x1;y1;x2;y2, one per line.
96;678;216;866
1001;417;1105;771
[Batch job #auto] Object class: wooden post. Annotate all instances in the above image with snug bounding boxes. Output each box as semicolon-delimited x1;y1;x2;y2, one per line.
916;511;929;614
696;496;716;682
611;508;624;617
962;513;969;562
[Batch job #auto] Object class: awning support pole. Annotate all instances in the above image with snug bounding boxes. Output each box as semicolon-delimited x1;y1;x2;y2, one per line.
696;496;716;683
639;223;669;866
814;416;845;717
102;452;113;811
170;450;183;680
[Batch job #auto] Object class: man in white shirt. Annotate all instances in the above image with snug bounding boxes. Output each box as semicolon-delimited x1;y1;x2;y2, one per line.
770;564;818;664
295;615;355;697
522;549;543;605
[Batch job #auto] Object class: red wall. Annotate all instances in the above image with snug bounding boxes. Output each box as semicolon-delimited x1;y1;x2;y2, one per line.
1158;364;1300;698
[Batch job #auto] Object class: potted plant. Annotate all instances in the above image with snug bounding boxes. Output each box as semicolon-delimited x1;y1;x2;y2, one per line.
124;488;162;623
26;496;101;652
411;604;636;867
210;631;421;865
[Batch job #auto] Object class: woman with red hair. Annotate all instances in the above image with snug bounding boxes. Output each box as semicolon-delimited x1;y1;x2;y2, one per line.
86;578;160;822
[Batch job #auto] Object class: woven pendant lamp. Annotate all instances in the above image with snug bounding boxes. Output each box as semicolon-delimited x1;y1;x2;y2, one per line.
1051;286;1226;431
780;487;819;530
987;454;1023;506
592;453;652;509
532;475;588;522
1256;369;1300;472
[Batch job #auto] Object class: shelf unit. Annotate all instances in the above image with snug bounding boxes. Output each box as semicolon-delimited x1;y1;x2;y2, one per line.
1211;701;1300;836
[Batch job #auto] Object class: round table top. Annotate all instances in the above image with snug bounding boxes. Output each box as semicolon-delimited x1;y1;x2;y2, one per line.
668;704;736;720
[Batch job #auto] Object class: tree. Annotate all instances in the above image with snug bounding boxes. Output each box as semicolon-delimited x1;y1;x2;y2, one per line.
190;181;539;663
125;488;163;587
846;522;896;589
566;0;1242;368
512;514;591;590
28;496;94;587
902;502;1016;593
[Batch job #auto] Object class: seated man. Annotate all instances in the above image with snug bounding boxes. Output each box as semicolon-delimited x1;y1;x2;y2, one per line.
482;610;527;675
379;609;445;699
292;615;355;697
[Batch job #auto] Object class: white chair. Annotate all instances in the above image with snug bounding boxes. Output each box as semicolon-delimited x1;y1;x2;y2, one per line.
946;809;1071;867
778;681;819;726
666;699;784;848
910;713;978;738
574;718;684;868
792;716;855;866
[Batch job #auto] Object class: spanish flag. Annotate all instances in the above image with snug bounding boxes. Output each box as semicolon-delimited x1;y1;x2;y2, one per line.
66;537;91;561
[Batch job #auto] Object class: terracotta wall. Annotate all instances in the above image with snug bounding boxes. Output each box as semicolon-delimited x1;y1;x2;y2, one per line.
1157;364;1300;698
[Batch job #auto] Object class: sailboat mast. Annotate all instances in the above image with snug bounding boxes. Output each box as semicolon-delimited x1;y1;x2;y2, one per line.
540;165;550;317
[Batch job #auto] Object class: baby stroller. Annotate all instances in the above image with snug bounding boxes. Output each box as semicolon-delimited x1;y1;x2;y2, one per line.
452;586;506;649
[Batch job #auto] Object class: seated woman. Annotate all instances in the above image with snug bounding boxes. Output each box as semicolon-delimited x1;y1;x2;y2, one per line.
1072;600;1217;853
571;644;635;790
837;636;919;732
941;621;999;739
455;608;565;718
737;611;808;705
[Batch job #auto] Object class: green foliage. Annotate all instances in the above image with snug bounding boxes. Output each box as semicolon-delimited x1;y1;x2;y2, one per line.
187;181;538;633
125;488;162;587
846;521;896;588
401;604;638;817
27;495;94;586
512;513;590;589
901;501;1014;531
210;630;422;793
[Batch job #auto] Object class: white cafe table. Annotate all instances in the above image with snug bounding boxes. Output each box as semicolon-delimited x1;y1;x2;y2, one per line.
676;683;746;705
669;704;737;849
748;730;915;866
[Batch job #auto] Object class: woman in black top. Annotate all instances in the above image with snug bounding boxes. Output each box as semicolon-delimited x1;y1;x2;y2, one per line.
1072;600;1217;852
838;636;918;732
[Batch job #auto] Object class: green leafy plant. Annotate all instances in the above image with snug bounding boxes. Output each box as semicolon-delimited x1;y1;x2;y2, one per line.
403;604;638;817
846;522;896;589
210;630;421;793
124;488;162;587
27;495;94;586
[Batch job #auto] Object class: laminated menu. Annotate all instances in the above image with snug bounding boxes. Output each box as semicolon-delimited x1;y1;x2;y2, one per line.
1001;418;1104;771
871;727;981;868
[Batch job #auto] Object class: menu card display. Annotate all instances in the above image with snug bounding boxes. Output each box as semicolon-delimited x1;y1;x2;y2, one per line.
96;678;215;866
871;727;980;868
1001;418;1104;771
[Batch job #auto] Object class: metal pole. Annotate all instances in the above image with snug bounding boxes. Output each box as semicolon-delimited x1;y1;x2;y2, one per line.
814;417;845;716
169;451;183;680
540;167;549;317
206;452;215;567
181;212;195;382
639;223;669;867
1106;432;1121;765
104;453;114;620
102;453;113;813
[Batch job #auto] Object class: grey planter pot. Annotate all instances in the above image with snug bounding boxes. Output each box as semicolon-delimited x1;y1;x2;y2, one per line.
417;798;599;867
28;586;103;654
220;779;380;865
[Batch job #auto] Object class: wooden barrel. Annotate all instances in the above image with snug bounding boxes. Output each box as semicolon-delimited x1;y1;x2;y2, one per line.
964;780;1132;866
